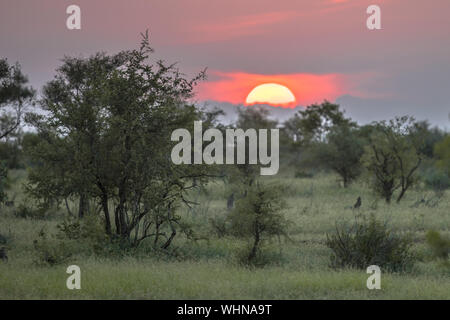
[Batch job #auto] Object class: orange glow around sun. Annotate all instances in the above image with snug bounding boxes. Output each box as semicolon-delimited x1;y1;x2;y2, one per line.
245;83;296;106
195;71;357;108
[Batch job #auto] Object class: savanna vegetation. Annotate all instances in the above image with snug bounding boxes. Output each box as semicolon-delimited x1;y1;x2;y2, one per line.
0;35;449;299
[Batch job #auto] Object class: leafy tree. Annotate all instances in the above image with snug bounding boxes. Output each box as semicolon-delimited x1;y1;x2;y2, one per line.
225;106;277;205
236;106;277;130
26;32;215;247
318;124;364;187
434;135;450;175
283;101;356;176
0;58;34;139
412;121;446;159
284;100;355;146
361;116;425;203
0;59;33;203
229;182;288;264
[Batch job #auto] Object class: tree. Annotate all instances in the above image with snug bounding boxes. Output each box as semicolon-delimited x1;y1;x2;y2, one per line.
318;124;364;187
284;100;355;146
434;135;450;175
0;59;33;204
225;106;277;206
412;121;446;159
361;116;425;203
0;59;34;139
283;101;356;175
229;181;287;264
0;162;7;203
26;32;215;247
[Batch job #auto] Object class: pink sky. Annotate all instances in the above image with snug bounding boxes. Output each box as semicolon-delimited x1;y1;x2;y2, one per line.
1;0;449;126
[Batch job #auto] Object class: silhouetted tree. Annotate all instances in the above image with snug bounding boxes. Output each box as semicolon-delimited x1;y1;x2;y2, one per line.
362;116;425;203
317;124;364;187
26;32;215;247
229;181;287;264
0;59;34;139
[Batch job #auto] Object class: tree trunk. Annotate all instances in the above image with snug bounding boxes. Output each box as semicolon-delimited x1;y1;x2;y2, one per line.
248;224;260;263
78;193;88;218
227;193;234;211
396;187;407;203
101;194;111;235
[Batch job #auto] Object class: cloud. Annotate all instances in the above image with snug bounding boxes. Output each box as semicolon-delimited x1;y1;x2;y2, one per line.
195;70;372;107
184;11;297;43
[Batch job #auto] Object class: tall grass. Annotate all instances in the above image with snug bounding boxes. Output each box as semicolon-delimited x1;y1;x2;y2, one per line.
0;170;449;299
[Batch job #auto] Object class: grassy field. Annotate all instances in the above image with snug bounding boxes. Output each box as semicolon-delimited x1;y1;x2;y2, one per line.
0;169;449;299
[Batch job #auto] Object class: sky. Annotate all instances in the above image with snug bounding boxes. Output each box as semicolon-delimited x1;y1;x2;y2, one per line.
1;0;449;128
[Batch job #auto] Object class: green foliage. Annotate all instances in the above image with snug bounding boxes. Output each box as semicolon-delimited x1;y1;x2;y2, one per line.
412;121;446;159
56;215;110;254
33;228;72;266
14;202;56;220
284;101;355;146
0;232;7;245
234;244;285;267
317;124;364;187
283;101;356;177
0;162;8;203
236;106;277;130
294;170;314;179
326;214;415;272
229;182;288;265
57;215;106;241
434;135;450;174
425;230;449;260
421;165;450;193
25;32;216;246
2;172;450;299
224;106;278;201
361;116;425;203
0;139;23;169
209;215;229;238
0;58;34;140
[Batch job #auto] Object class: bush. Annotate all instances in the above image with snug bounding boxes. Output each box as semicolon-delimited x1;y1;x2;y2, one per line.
229;182;288;266
294;170;314;179
425;230;450;260
33;228;72;265
422;166;450;193
326;214;415;272
234;244;285;267
0;162;8;203
14;202;57;220
209;215;229;238
14;203;42;219
56;215;109;253
0;233;7;245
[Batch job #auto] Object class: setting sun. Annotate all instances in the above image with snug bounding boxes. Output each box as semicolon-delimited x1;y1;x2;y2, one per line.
245;83;296;106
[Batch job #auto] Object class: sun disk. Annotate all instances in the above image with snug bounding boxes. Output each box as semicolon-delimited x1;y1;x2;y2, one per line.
245;83;296;106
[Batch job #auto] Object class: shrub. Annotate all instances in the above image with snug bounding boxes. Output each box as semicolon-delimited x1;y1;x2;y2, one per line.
209;215;229;238
14;202;56;220
422;166;450;193
234;244;285;267
326;214;415;272
294;170;314;179
229;182;288;265
56;215;109;254
425;230;450;260
0;162;8;203
33;228;72;265
0;233;7;245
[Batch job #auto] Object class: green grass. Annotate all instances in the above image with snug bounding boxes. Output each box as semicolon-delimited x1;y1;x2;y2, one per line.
0;169;449;299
